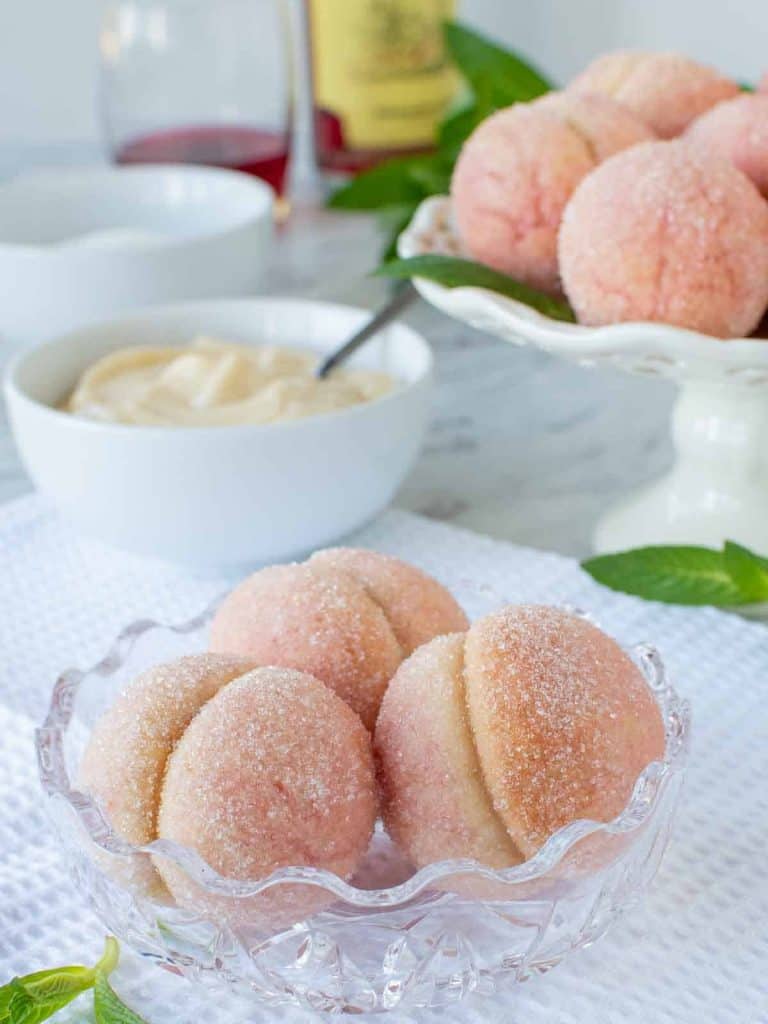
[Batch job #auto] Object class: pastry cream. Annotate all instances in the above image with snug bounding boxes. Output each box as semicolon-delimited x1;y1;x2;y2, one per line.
67;337;395;427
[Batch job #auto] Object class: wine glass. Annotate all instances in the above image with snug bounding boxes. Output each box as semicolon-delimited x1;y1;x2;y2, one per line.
99;0;293;196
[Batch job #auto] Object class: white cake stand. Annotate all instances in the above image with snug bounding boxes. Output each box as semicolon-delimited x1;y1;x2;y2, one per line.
399;196;768;555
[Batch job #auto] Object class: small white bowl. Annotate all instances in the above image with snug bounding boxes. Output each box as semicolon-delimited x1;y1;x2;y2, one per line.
0;165;273;346
4;298;433;568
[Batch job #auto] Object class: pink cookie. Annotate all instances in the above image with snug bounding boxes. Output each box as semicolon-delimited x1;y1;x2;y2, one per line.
375;633;521;871
533;90;655;160
570;51;739;138
559;140;768;338
375;606;665;870
685;93;768;196
307;547;468;655
156;667;377;926
79;653;257;895
451;95;651;293
210;548;468;730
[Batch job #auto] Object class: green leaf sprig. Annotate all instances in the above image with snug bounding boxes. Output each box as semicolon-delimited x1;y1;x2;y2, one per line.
442;21;552;110
0;938;147;1024
377;254;576;322
328;21;554;261
582;540;768;607
93;973;146;1024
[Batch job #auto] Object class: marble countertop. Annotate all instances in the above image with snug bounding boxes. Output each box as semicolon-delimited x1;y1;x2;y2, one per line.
0;149;676;558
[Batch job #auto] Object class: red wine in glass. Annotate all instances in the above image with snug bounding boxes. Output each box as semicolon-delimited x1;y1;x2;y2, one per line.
115;124;290;195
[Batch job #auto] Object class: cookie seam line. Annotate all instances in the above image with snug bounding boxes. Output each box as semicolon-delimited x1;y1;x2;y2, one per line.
458;635;524;865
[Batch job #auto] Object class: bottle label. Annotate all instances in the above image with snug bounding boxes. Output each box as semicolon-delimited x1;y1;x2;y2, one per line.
309;0;457;151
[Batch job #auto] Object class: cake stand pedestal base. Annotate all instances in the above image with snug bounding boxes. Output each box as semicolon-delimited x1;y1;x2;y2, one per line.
400;196;768;558
594;379;768;554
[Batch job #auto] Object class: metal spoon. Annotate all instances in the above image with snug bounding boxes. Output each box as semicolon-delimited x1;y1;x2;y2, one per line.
314;281;418;379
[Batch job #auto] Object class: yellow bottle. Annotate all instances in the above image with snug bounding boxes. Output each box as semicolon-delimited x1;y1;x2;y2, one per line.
307;0;457;173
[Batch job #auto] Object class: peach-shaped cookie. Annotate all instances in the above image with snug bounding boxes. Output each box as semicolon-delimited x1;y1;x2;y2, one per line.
451;96;651;293
209;549;468;729
558;140;768;338
375;606;665;870
685;93;768;196
307;547;468;655
532;90;656;160
451;105;592;293
569;51;739;138
463;606;665;857
156;666;377;926
79;653;256;894
375;633;522;870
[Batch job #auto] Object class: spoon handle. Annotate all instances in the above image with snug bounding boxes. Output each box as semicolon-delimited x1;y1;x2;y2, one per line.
315;281;418;379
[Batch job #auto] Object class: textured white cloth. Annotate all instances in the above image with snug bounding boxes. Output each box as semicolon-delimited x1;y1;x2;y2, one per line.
0;494;767;1024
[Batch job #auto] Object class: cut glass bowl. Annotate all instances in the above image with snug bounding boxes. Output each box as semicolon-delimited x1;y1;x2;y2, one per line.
35;585;690;1014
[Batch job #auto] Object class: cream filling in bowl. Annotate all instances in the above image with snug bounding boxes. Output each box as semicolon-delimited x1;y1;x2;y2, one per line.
67;337;396;427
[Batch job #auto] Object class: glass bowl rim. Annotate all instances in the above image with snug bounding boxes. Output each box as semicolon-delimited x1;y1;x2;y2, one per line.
35;599;691;910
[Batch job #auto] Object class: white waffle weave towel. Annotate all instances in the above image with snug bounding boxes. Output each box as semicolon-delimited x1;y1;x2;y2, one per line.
0;495;766;1024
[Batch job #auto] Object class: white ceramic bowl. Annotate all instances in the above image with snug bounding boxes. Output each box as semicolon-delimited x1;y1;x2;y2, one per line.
0;165;273;347
4;299;433;568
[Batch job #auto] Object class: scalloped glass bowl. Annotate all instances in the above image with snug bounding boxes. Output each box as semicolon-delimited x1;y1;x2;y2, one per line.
35;596;690;1015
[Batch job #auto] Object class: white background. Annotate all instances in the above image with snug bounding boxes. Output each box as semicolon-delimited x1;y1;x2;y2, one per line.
1;0;766;151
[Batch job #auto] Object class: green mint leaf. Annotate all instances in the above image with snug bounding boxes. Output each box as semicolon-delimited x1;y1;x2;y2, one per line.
0;981;14;1016
377;254;576;323
723;541;768;601
443;21;553;104
7;980;33;1024
727;540;768;572
94;974;148;1024
437;102;484;160
94;938;120;979
327;156;428;211
405;156;452;197
377;202;422;263
0;938;120;1024
3;967;95;1024
582;545;748;606
327;151;451;214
